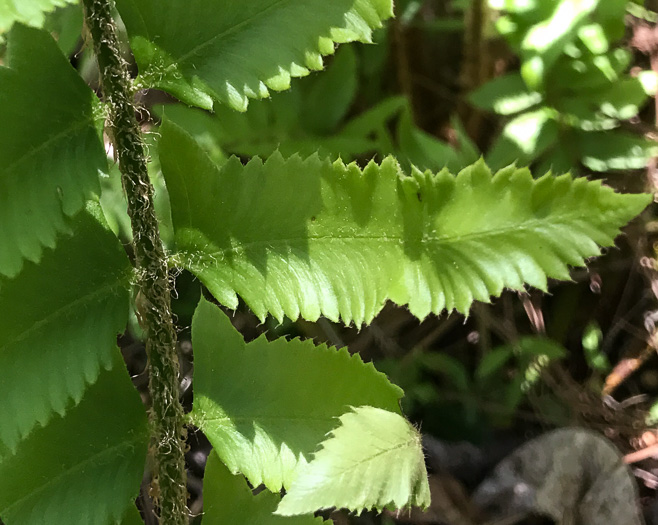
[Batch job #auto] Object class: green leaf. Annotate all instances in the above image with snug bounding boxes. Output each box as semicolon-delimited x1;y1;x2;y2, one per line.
203;452;326;524
161;120;651;324
553;99;618;132
397;107;466;172
582;321;609;372
0;357;149;525
152;48;374;164
578;131;658;171
486;107;558;169
556;72;658;128
596;72;658;120
469;73;542;115
301;45;358;135
647;400;658;425
516;336;567;361
550;48;632;91
595;0;627;41
451;116;481;164
0;0;79;33
520;0;599;88
189;297;403;491
517;337;566;392
120;506;145;525
275;136;381;161
0;24;106;277
276;406;430;515
535;147;574;176
0;208;131;452
43;3;83;56
577;23;609;54
420;353;471;392
340;95;407;138
157;100;380;163
116;0;393;111
475;347;514;382
518;336;567;359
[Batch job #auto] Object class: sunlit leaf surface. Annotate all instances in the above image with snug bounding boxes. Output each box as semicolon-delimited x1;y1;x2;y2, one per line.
190;297;402;490
115;0;393;110
161;120;650;325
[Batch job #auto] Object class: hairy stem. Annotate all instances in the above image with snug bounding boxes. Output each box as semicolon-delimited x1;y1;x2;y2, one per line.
82;0;188;522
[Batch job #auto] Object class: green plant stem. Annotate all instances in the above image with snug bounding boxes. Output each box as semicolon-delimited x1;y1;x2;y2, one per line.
81;0;188;522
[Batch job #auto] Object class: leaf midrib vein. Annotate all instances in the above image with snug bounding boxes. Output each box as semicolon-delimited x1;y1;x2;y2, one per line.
173;0;289;67
183;213;595;259
2;117;93;175
317;436;417;476
0;437;143;517
1;273;129;351
197;414;338;424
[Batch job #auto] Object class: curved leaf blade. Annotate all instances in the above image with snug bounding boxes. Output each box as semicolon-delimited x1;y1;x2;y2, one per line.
520;0;598;88
161;121;650;325
189;297;402;491
578;130;658;171
0;208;132;452
0;357;149;525
0;0;79;33
276;406;430;516
485;107;558;169
468;73;542;115
0;24;107;277
203;452;326;524
115;0;393;111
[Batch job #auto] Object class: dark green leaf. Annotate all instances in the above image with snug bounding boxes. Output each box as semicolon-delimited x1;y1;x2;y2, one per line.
0;357;148;525
485;108;558;169
469;73;542;115
578;131;658;171
301;45;358;134
203;452;325;524
0;209;131;452
116;0;393;111
0;25;106;277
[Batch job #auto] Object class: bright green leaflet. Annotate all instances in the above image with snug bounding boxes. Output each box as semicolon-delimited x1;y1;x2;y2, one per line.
0;0;78;33
161;120;650;325
189;297;402;491
0;208;131;452
0;24;106;277
0;357;149;525
114;0;393;110
203;452;325;524
276;406;430;515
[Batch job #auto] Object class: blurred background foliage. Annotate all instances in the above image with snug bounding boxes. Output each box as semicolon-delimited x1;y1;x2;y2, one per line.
15;0;658;523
